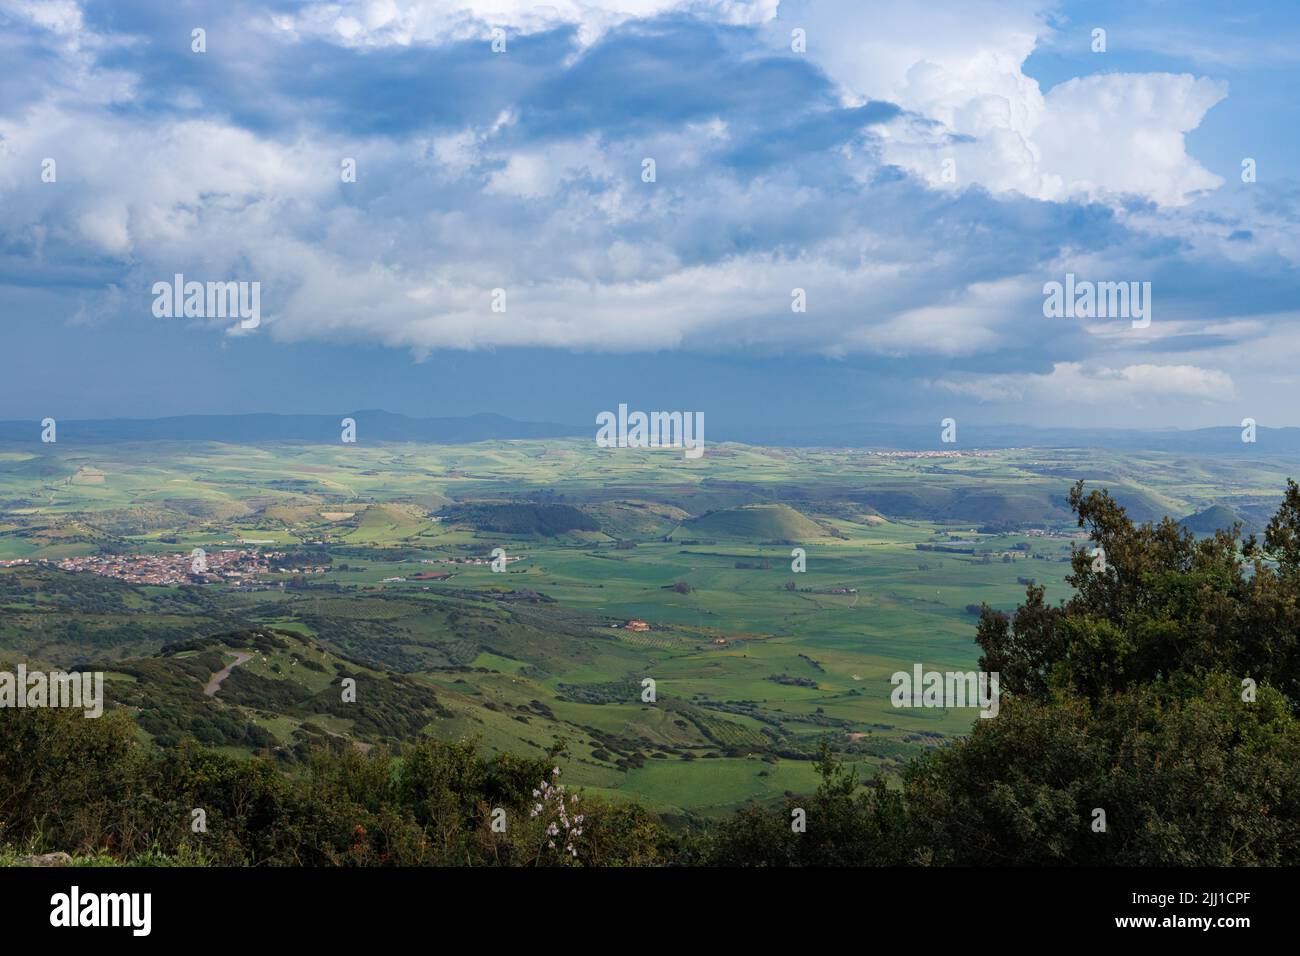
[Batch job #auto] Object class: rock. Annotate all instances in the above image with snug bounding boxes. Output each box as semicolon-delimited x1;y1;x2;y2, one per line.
18;852;72;867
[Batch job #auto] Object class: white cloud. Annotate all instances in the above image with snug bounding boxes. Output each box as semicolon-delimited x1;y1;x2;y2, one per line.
847;278;1031;357
277;0;779;48
3;0;84;35
1034;73;1226;206
0;109;336;257
784;0;1225;207
269;1;1232;207
935;361;1236;405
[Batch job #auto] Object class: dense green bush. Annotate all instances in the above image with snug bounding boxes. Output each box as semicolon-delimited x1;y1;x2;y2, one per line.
0;711;677;866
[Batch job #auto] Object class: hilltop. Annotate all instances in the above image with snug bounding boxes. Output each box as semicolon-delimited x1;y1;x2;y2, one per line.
440;502;600;537
680;503;830;540
1178;504;1246;535
97;628;448;759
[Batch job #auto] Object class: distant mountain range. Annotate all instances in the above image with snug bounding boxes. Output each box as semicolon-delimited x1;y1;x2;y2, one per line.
1;412;1298;455
718;421;1300;454
0;411;582;444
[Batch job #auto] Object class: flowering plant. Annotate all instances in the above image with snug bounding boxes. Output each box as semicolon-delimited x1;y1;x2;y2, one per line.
530;766;583;860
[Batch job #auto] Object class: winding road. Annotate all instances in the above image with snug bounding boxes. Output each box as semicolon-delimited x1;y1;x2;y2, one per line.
203;651;254;697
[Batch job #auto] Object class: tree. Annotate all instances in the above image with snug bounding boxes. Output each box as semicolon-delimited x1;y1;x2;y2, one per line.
977;480;1300;707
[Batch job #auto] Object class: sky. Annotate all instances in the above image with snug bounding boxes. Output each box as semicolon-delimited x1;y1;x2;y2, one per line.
1;0;1298;432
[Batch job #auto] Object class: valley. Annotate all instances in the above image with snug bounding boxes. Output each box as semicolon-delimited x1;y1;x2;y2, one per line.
0;437;1291;819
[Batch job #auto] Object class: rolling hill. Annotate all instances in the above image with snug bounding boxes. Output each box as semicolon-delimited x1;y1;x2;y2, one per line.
440;502;600;536
1179;504;1245;535
681;503;828;540
98;628;449;758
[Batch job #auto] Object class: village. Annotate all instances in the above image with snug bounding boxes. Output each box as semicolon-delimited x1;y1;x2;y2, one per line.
43;548;317;586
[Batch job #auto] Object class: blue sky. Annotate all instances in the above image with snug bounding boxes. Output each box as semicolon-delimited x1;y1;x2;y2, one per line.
1;0;1298;431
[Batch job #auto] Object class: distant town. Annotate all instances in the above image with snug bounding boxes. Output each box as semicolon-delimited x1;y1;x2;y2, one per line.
865;450;997;459
0;549;329;587
0;548;533;587
56;549;295;585
423;555;525;567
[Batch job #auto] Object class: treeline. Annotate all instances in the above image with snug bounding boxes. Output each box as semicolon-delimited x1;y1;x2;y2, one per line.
0;713;675;866
7;674;1293;867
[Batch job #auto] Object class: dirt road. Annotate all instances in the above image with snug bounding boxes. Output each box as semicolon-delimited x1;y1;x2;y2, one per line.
203;651;254;697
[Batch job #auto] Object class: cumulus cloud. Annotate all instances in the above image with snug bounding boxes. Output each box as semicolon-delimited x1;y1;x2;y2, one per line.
251;1;1230;206
780;0;1225;206
276;0;779;48
934;361;1236;406
5;0;84;34
1033;73;1226;206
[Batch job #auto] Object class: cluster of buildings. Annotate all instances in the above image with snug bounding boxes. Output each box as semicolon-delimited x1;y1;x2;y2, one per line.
50;549;294;586
865;450;995;459
423;555;524;567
